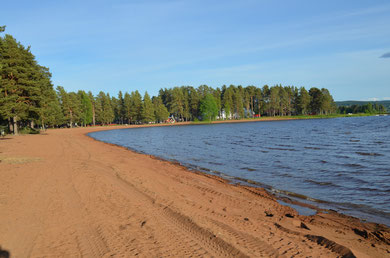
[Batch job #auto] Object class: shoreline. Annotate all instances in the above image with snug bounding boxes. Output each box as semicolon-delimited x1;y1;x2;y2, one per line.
1;124;389;257
87;119;389;227
87;130;326;218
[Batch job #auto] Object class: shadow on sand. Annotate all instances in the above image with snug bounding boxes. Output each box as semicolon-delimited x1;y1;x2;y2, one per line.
0;246;10;258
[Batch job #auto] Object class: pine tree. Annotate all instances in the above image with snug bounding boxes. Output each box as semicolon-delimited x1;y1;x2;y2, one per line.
213;87;222;118
188;86;199;120
309;87;323;114
88;91;96;126
131;90;143;123
320;88;335;115
117;91;126;124
222;85;234;119
170;87;185;121
95;92;114;125
297;87;310;115
36;66;63;128
57;86;79;127
78;90;93;126
141;92;155;123
153;96;169;122
269;86;280;116
123;92;132;124
254;87;262;116
233;86;244;118
262;85;270;116
0;35;42;134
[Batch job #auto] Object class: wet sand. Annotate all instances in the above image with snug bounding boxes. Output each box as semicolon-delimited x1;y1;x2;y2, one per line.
0;124;389;257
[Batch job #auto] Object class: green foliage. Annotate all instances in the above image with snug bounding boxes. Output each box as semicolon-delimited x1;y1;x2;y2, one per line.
297;87;310;115
309;87;323;114
116;91;126;124
222;85;234;118
88;91;96;126
78;91;93;126
337;101;389;114
1;25;341;130
57;86;82;127
188;86;200;120
0;34;57;133
141;92;155;123
199;94;218;121
169;87;185;121
153;96;169;122
19;126;40;134
123;92;132;124
131;90;143;123
95;92;114;125
338;102;387;114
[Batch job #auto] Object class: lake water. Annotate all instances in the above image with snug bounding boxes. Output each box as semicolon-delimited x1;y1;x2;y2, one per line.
89;116;390;226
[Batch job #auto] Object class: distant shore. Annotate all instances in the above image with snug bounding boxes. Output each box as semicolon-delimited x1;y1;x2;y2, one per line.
78;113;381;131
0;125;389;257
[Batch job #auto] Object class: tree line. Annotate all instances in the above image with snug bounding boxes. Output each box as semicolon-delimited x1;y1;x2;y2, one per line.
1;26;338;134
338;103;387;114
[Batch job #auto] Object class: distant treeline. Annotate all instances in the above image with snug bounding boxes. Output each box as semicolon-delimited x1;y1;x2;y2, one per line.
1;26;339;134
338;103;387;114
336;100;389;114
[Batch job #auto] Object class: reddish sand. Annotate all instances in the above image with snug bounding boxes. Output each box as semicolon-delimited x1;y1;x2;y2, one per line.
0;124;389;257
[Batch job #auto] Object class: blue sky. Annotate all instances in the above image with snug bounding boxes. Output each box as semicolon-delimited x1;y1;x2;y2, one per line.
1;0;389;101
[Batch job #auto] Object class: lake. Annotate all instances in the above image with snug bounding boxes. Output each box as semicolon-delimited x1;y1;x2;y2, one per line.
89;116;390;226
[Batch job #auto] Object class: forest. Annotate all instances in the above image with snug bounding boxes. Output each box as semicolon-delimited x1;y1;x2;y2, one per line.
338;102;387;114
1;26;340;135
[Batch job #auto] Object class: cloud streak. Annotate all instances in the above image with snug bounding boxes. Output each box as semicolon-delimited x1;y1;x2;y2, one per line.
380;52;390;58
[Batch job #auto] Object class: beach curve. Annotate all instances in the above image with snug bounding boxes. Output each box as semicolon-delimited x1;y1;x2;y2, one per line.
0;124;389;257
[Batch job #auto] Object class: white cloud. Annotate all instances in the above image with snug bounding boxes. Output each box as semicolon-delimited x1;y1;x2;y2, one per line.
366;97;390;101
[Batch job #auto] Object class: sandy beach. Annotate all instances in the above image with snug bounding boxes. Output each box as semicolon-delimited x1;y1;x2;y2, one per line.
0;124;389;257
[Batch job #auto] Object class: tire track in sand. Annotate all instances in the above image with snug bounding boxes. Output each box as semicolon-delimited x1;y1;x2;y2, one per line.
91;158;249;257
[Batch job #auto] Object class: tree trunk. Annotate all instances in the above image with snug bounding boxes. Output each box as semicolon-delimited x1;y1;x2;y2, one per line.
13;116;18;135
92;105;96;126
41;118;45;131
8;118;13;133
30;120;35;129
69;110;73;128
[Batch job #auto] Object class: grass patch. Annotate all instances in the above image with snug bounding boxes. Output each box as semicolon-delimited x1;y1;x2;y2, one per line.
19;127;40;134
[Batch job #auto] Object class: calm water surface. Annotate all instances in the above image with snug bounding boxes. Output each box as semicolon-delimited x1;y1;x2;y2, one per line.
89;116;390;225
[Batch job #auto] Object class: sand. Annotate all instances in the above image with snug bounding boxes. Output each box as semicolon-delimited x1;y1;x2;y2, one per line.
0;124;389;257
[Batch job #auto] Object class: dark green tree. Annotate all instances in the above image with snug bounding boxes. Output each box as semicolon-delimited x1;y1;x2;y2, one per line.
141;91;155;123
88;91;96;126
222;85;234;119
57;87;80;127
297;87;310;115
170;87;185;121
321;88;336;115
117;91;126;124
131;90;143;123
309;87;323;114
95;92;114;125
0;35;42;133
234;86;245;118
269;86;280;116
188;86;200;120
254;87;262;116
123;92;132;124
36;66;63;128
78;90;93;126
153;96;169;122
